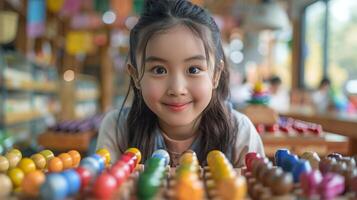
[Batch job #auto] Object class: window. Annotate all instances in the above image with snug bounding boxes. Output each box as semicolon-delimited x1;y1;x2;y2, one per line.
302;0;357;94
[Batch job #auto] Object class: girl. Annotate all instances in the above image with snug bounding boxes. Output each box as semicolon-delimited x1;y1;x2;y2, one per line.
96;0;264;167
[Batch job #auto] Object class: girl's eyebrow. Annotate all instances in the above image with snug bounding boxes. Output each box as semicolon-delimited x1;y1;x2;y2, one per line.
145;55;206;63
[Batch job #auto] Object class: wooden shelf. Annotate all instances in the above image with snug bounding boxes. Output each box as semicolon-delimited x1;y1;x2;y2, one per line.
4;111;43;125
76;93;99;101
38;131;95;152
262;132;350;157
32;81;57;92
4;78;58;92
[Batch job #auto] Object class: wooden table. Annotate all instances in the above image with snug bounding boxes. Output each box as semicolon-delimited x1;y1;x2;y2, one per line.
280;110;357;154
262;132;350;157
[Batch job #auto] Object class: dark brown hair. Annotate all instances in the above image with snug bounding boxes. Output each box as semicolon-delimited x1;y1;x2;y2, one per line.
118;0;238;164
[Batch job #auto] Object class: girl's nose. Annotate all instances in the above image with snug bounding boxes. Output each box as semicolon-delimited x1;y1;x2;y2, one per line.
166;75;188;96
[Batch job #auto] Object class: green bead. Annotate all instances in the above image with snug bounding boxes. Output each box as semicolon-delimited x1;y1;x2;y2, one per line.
137;173;160;199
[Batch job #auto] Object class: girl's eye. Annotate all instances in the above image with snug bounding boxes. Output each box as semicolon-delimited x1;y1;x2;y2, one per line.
188;66;201;74
152;66;167;74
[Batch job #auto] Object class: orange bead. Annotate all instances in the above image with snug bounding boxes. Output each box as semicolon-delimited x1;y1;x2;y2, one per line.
21;170;45;197
48;157;63;172
67;150;81;167
58;153;73;170
30;153;46;170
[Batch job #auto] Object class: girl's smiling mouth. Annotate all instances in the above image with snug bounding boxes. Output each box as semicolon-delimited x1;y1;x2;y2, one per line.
162;102;192;111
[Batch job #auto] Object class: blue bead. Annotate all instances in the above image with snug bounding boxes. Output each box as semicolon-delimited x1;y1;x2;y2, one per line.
90;154;106;173
292;159;312;183
61;169;81;196
40;173;68;200
275;149;290;167
282;154;299;172
80;157;101;176
151;149;170;166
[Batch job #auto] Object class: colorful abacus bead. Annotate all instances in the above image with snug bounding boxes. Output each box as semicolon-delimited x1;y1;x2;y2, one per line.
137;149;169;200
58;153;73;170
5;151;21;169
0;174;12;198
96;148;111;166
18;158;36;174
40;173;69;200
7;167;25;187
48;157;64;173
318;172;345;199
75;167;92;192
30;153;47;170
0;155;9;172
207;150;247;200
39;149;55;163
67;150;81;167
300;170;323;197
175;151;203;200
61;169;81;196
92;172;118;199
21;170;46;197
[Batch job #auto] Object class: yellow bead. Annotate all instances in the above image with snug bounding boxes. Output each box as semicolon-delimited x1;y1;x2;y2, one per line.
30;154;46;170
5;152;21;169
0;174;12;198
8;167;25;187
8;149;22;159
96;148;111;165
18;158;36;174
39;150;54;162
207;150;224;166
0;155;10;172
125;148;142;164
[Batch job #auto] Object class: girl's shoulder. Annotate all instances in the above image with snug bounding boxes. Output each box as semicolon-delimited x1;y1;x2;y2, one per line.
230;107;253;128
101;107;131;130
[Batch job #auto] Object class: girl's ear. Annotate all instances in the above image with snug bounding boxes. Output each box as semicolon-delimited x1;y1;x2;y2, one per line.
127;63;141;89
213;60;224;89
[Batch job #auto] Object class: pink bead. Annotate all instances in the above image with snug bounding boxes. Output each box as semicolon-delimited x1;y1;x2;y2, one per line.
300;170;323;197
318;172;345;199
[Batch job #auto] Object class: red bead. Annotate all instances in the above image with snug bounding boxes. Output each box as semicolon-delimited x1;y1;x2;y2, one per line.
109;165;126;186
114;161;131;178
120;152;136;172
75;167;92;192
266;124;279;133
92;173;117;199
245;152;261;172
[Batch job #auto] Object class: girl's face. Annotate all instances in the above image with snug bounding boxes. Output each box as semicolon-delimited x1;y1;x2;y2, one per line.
136;25;217;135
